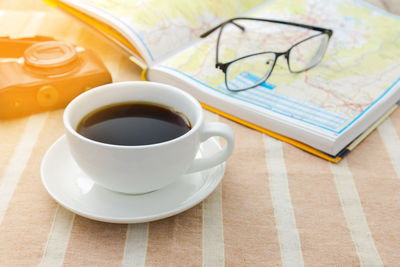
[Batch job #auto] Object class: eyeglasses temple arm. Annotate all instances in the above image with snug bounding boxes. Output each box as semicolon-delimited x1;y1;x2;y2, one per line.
200;20;245;38
230;21;245;31
234;17;333;35
201;17;333;39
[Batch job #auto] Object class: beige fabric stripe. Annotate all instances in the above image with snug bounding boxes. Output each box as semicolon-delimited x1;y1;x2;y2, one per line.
202;111;225;267
63;216;127;265
383;0;400;13
383;0;400;14
282;143;359;265
221;118;281;266
346;121;400;265
39;206;75;267
364;0;386;9
0;113;48;225
378;118;400;178
263;135;305;267
123;223;149;267
330;159;383;266
146;204;202;266
0;110;64;265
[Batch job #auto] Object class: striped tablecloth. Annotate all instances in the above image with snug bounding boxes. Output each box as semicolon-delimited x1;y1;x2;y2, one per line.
1;1;400;266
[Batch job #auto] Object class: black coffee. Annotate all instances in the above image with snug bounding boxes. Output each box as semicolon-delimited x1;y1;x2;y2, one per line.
76;102;191;146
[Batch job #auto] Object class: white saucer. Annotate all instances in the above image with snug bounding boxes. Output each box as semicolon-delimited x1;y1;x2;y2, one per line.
40;135;225;224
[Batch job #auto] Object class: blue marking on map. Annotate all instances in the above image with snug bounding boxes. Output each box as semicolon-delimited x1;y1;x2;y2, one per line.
232;72;276;90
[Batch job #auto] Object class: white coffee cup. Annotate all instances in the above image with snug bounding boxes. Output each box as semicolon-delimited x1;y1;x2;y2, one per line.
63;81;234;194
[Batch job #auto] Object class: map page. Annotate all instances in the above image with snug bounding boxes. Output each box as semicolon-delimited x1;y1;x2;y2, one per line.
159;0;400;134
77;0;264;62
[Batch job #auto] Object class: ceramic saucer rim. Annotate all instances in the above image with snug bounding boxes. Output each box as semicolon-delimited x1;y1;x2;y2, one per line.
40;135;225;223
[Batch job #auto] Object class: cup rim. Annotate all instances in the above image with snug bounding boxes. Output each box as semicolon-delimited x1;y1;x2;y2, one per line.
63;81;203;149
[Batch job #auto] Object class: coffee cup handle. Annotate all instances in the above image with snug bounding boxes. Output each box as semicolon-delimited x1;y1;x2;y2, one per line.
186;122;234;173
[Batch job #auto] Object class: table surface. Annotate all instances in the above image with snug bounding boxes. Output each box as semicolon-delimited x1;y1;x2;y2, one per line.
1;0;400;266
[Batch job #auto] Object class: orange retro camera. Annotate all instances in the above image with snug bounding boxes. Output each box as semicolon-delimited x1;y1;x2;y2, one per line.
0;36;112;119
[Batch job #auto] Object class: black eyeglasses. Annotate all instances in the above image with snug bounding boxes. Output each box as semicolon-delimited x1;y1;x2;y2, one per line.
200;17;333;92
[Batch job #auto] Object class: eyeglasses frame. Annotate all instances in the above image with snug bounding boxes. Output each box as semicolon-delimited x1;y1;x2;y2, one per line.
200;17;333;91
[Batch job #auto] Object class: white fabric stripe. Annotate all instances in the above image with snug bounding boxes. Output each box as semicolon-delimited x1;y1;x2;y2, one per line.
202;184;224;267
204;110;219;122
0;113;48;225
39;206;75;267
330;160;383;266
378;118;400;178
263;135;305;267
20;12;46;37
123;223;149;267
202;110;225;267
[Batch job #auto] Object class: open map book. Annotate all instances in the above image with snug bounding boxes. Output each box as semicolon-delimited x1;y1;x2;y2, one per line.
45;0;400;162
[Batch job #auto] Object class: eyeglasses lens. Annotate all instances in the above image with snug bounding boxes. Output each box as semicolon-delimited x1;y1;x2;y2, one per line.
288;33;329;72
